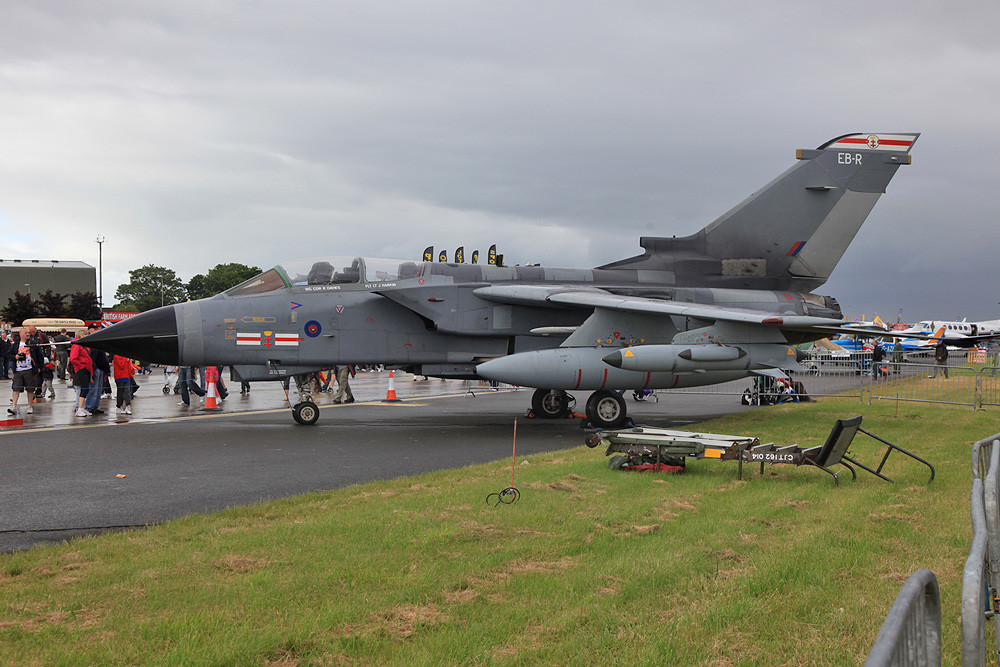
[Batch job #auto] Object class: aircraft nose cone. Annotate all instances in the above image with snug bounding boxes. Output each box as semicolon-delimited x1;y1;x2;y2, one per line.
80;305;180;364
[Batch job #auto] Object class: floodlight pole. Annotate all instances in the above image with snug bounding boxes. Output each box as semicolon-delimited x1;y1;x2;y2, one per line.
95;235;106;309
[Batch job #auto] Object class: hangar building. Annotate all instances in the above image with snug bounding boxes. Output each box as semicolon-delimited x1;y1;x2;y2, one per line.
0;259;97;304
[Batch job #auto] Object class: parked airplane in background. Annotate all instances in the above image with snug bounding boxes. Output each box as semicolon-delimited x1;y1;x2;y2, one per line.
838;318;1000;354
904;318;1000;337
82;132;919;427
832;326;944;354
894;319;1000;349
844;316;890;331
890;326;946;352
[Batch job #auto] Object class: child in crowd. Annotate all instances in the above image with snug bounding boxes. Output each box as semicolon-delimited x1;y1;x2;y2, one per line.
40;356;56;399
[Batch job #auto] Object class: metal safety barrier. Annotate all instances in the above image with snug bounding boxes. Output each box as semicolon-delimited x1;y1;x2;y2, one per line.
868;363;979;408
867;431;1000;665
980;368;1000;409
961;434;1000;666
865;569;942;667
868;366;1000;411
802;349;873;377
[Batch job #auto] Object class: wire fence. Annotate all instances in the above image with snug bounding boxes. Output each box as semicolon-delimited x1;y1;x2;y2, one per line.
654;356;1000;413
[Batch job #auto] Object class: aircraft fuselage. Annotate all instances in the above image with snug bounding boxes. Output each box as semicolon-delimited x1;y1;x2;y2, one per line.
88;257;841;384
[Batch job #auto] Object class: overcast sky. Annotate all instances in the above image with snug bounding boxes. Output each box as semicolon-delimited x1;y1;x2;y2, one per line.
2;1;998;321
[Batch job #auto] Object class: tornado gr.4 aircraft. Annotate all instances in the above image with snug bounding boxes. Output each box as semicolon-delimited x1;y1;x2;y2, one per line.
83;132;919;427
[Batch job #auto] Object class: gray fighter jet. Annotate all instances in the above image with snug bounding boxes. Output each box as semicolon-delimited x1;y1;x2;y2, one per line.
83;132;918;426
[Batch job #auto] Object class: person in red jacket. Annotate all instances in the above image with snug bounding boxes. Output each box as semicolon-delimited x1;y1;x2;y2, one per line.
69;331;93;418
112;354;136;415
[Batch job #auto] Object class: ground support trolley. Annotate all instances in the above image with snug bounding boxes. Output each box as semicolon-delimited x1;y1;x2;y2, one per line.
586;427;759;470
586;416;935;485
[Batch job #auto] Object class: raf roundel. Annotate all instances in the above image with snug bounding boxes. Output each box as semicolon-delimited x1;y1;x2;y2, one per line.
304;320;322;338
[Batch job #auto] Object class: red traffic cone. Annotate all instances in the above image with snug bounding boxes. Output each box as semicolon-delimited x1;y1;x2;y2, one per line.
201;366;222;411
383;370;401;402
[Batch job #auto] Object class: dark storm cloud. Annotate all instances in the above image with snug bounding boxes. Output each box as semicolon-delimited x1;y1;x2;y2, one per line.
1;1;998;318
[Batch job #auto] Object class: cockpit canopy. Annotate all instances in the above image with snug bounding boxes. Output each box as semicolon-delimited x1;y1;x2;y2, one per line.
225;256;424;296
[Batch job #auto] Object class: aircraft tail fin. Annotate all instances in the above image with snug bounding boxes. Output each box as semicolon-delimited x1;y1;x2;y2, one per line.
600;133;919;291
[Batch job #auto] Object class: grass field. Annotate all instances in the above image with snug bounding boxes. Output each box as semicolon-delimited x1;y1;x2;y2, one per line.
0;395;995;665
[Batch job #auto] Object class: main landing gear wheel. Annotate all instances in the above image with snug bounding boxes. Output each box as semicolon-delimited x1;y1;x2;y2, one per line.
586;390;628;429
292;400;320;425
531;388;571;419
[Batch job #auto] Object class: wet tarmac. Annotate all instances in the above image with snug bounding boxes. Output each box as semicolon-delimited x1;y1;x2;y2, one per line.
0;369;752;552
0;369;486;429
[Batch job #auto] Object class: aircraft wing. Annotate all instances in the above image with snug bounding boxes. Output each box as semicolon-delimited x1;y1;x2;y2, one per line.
804;325;926;339
813;326;1000;344
472;285;846;330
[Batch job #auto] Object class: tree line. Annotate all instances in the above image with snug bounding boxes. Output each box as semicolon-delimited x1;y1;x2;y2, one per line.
0;290;102;324
1;262;261;323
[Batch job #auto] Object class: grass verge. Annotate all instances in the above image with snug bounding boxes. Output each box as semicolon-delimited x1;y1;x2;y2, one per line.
0;396;994;665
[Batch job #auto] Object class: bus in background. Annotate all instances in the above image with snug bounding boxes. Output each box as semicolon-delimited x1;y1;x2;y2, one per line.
21;318;87;338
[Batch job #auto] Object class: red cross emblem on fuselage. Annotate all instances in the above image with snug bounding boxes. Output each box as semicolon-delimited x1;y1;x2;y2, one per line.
867;135;880;149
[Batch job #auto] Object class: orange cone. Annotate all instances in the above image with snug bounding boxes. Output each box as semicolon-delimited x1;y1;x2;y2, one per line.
383;370;401;402
201;366;222;411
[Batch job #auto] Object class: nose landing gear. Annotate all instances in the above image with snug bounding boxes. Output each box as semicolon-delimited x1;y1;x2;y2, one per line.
530;388;572;419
